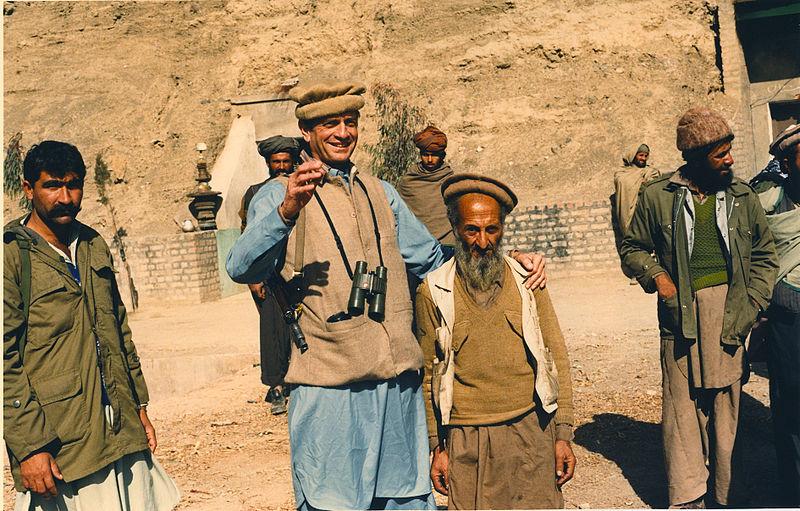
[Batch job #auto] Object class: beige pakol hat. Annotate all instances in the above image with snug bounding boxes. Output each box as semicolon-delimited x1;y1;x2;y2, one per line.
769;123;800;157
441;172;518;212
289;79;366;121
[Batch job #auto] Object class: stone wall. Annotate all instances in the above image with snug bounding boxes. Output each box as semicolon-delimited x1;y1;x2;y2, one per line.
112;230;223;307
717;0;757;178
109;201;625;307
505;200;623;275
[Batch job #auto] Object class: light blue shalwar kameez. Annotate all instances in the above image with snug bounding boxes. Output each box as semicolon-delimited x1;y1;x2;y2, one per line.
226;166;451;510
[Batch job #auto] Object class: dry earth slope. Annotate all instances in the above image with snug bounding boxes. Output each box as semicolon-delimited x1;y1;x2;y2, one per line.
4;0;733;236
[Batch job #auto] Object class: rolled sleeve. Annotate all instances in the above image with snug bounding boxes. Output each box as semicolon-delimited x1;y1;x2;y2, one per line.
226;181;293;284
380;181;452;278
555;424;575;442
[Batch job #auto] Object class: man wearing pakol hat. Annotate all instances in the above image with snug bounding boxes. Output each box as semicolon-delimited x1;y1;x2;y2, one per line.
751;123;800;506
416;173;576;509
614;143;661;282
621;107;778;508
238;135;299;415
226;78;548;510
397;125;456;246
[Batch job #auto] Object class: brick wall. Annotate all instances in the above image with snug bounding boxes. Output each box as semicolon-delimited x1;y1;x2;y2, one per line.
111;231;222;307
717;0;756;177
107;202;624;307
505;200;624;275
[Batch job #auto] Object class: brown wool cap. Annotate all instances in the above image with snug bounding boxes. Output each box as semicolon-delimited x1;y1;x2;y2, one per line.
441;172;518;212
676;107;734;152
769;123;800;157
413;125;448;152
289;80;366;121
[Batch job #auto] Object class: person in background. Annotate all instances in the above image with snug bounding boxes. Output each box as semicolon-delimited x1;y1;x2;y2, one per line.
614;143;661;283
398;125;456;246
239;135;300;415
751;123;800;507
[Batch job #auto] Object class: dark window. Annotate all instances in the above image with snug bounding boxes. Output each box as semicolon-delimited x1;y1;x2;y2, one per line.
770;100;800;137
735;2;800;83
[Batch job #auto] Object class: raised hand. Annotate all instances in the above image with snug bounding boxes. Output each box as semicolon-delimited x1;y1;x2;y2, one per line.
278;160;326;221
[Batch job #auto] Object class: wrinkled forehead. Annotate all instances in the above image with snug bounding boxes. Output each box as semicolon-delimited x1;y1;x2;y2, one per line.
268;151;294;160
457;193;502;218
35;169;84;185
708;140;732;158
311;111;360;127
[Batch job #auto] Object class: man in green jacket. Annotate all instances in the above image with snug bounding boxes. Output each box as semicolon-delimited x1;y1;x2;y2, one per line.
620;108;778;508
4;141;179;510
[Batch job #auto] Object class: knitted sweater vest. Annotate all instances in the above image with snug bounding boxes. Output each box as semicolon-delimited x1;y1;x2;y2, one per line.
690;195;729;290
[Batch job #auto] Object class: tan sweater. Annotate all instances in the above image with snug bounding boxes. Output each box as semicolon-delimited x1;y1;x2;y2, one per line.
449;265;536;424
416;264;574;447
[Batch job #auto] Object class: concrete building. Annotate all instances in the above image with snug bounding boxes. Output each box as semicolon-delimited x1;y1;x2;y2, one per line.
719;0;800;176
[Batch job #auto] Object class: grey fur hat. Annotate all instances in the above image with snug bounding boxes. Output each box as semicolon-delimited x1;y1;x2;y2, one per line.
676;107;734;153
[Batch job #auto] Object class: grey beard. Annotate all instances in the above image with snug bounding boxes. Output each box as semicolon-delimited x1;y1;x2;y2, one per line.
454;238;506;292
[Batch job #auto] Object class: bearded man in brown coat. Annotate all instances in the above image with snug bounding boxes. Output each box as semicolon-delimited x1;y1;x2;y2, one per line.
416;173;575;509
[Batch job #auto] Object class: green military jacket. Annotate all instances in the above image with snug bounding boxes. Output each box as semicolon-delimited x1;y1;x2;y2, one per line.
3;217;150;491
620;171;778;343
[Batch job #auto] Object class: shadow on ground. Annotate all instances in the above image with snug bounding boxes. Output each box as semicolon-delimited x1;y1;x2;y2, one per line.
575;391;781;508
735;390;782;508
575;412;667;507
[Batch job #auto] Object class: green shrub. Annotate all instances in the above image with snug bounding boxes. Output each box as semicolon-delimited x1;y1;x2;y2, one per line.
94;153;111;205
364;83;427;185
4;133;30;210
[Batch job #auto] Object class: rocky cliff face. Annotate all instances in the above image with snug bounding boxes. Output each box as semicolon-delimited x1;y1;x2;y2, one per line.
4;0;730;236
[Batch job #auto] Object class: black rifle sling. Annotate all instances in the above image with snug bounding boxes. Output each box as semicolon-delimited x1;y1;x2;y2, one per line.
354;178;385;267
313;190;355;280
15;237;32;363
293;208;306;276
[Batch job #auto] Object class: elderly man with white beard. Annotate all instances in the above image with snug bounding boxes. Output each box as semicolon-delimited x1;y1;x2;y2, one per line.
415;173;576;509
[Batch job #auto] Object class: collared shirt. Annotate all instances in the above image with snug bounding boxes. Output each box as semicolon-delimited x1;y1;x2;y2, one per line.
23;214;81;284
226;165;453;284
668;171;732;257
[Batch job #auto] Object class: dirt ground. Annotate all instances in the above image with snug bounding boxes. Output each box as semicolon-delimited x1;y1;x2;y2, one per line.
3;272;781;510
3;0;733;237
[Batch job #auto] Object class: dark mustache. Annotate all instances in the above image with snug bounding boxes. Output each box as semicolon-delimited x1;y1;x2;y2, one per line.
49;204;80;218
472;244;495;256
